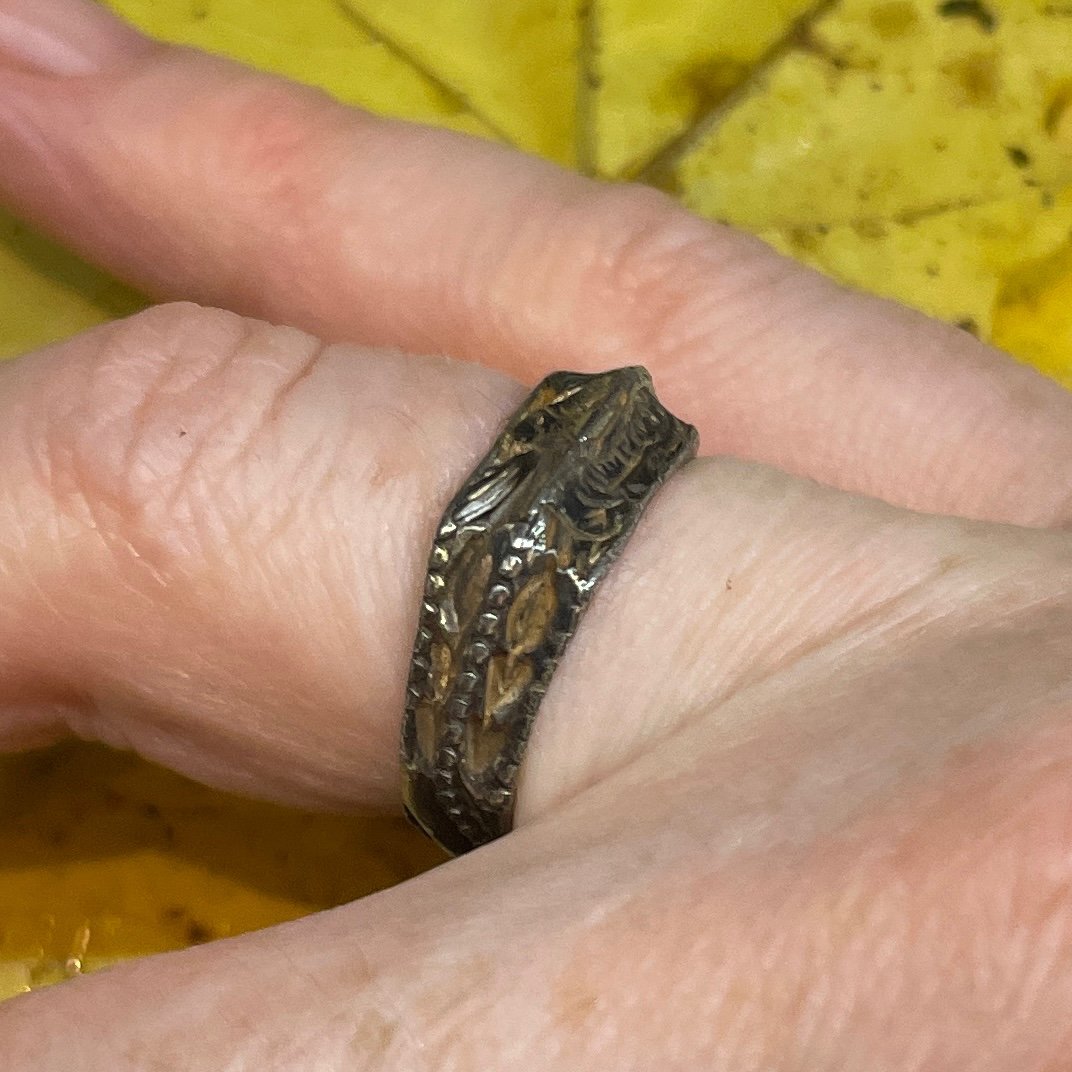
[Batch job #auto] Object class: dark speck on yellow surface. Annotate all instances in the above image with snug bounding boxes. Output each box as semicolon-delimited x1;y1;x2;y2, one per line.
1006;145;1032;168
185;921;216;946
1044;79;1072;134
786;226;821;254
942;51;999;107
852;218;889;240
869;1;920;40
937;0;997;34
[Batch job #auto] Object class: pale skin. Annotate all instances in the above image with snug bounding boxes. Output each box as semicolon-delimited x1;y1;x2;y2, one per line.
0;1;1071;1068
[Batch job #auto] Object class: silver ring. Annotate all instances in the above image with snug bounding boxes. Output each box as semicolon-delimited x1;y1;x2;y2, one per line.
400;367;698;855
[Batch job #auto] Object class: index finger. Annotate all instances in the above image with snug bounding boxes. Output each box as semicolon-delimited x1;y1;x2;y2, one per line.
0;0;1070;528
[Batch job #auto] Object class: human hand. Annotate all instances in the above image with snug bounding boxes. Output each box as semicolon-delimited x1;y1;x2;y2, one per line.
0;1;1071;1068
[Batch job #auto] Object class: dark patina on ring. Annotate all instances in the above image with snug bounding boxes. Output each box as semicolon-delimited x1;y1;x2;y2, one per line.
400;367;698;855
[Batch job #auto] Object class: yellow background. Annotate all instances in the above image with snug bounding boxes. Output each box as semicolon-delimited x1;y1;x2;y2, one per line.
2;0;1071;998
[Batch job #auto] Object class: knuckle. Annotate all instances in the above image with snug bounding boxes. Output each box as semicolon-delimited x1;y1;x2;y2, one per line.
165;74;345;232
35;303;327;566
96;57;352;243
576;183;792;361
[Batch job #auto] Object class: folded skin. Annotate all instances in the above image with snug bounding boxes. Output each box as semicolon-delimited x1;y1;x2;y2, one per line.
0;2;1069;1070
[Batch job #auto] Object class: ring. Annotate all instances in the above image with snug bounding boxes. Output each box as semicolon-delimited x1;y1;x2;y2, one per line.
400;367;698;855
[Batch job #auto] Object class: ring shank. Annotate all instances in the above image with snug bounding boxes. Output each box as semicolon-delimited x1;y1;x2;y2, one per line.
400;367;698;855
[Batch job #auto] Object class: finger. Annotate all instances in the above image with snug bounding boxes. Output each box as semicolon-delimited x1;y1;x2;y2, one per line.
0;303;1065;829
0;1;1070;528
3;569;1072;1072
0;302;524;808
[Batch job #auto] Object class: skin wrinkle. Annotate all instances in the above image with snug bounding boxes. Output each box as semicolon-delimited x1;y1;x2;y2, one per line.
595;210;806;369
36;360;120;547
66;312;324;582
522;460;835;814
202;343;342;565
1051;487;1072;533
0;72;81;201
116;702;334;809
531;585;1072;891
725;553;965;701
538;713;1072;1070
236;434;334;560
114;308;243;496
522;458;1059;826
907;413;1021;525
51;307;249;570
33;347;336;784
903;755;1072;1069
147;406;256;567
222;324;328;464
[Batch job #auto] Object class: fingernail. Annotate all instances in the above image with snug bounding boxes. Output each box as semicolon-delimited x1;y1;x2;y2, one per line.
0;0;153;76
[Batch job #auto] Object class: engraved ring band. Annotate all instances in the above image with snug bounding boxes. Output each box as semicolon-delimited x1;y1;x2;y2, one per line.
400;367;699;855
